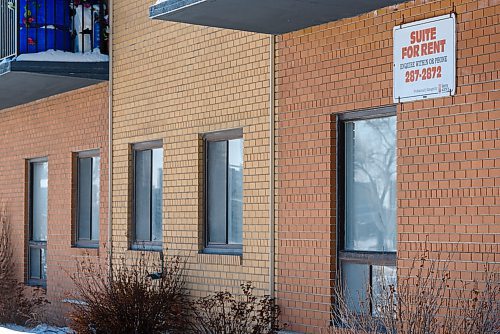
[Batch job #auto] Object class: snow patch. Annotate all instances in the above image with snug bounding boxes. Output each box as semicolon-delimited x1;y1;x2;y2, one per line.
61;298;87;306
154;0;200;7
0;324;73;334
15;49;108;62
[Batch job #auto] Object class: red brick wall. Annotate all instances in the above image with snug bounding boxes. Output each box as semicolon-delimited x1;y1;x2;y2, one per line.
275;0;499;332
0;83;109;324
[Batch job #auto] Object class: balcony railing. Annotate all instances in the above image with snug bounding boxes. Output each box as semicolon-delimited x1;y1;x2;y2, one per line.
0;0;107;62
0;0;16;61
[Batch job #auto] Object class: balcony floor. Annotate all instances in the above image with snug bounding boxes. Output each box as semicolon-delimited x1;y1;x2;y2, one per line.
150;0;409;34
0;60;108;110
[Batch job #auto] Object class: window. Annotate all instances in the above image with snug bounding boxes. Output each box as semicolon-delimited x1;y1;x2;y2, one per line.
133;141;163;249
76;150;100;247
338;107;397;315
204;129;243;254
28;159;48;286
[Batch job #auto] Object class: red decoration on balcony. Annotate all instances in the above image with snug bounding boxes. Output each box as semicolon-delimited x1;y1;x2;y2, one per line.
74;0;92;8
22;1;37;28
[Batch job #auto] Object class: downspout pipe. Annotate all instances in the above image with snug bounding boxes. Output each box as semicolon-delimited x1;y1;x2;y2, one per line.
107;0;113;281
269;34;275;299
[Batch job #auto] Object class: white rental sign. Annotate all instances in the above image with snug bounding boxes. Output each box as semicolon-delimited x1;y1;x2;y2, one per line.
393;14;456;103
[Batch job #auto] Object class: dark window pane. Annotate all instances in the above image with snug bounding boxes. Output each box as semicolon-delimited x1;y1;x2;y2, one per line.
135;150;152;242
151;148;163;242
227;138;243;245
342;262;369;314
32;162;48;242
29;247;41;279
207;140;227;244
78;158;92;241
91;157;100;241
29;247;46;281
345;116;397;252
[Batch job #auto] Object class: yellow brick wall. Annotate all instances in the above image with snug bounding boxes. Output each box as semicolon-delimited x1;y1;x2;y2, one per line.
112;1;271;296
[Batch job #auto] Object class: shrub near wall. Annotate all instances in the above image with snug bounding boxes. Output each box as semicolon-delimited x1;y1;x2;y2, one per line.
330;250;499;334
69;253;191;334
0;204;48;326
69;250;283;334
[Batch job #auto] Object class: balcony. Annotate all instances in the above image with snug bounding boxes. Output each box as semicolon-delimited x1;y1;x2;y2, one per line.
0;0;109;110
149;0;409;35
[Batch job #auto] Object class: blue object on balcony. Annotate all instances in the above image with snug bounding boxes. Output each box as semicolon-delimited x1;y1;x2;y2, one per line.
18;0;71;53
19;27;71;53
93;11;100;50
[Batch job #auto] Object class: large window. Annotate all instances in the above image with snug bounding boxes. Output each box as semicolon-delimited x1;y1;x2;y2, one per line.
76;151;100;247
204;129;243;254
338;108;397;314
133;141;163;249
28;159;48;286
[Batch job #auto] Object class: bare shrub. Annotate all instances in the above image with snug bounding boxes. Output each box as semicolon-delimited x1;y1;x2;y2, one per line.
330;248;499;334
444;269;500;334
0;203;48;326
68;251;192;334
191;281;282;334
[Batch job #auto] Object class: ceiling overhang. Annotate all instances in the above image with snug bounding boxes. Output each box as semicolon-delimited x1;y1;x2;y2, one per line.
0;61;108;110
149;0;409;34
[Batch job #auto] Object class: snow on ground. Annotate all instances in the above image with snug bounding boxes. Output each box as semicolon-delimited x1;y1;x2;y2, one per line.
15;49;109;62
0;324;73;334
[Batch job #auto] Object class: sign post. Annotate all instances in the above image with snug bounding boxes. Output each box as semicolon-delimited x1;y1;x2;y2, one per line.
393;14;456;103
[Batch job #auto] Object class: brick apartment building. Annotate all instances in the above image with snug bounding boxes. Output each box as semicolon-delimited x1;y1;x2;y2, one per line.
0;0;110;319
0;0;498;332
273;0;499;331
141;0;499;332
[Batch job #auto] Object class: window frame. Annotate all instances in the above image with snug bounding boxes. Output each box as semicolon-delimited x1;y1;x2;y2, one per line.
336;106;397;315
131;140;163;251
75;149;100;248
203;128;244;255
27;157;48;287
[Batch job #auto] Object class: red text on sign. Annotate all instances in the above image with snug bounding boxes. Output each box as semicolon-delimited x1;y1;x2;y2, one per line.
410;27;437;44
405;66;442;83
402;39;446;59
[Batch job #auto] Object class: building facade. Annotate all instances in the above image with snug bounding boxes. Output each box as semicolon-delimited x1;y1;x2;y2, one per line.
274;0;499;331
141;0;499;332
0;83;109;320
0;0;110;320
0;0;497;332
